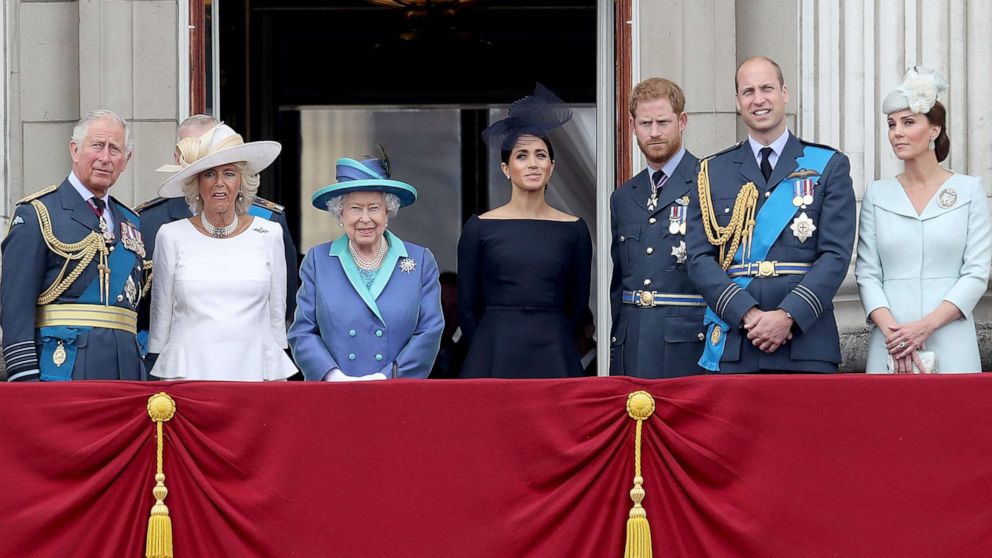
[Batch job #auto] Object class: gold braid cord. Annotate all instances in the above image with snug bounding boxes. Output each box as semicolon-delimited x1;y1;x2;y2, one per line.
624;391;657;558
146;393;177;558
31;200;109;304
142;260;154;298
696;159;759;270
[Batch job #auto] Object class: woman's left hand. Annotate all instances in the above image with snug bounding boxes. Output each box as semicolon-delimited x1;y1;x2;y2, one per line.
886;319;933;359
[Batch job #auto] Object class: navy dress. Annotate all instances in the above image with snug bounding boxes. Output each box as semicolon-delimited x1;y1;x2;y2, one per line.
457;215;592;378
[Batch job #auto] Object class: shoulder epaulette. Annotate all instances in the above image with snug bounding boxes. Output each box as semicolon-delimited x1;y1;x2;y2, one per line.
110;196;139;220
134;196;169;214
253;197;285;214
797;138;839;152
702;141;746;162
16;185;58;205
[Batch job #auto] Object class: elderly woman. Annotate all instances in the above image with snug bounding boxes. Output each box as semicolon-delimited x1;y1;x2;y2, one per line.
856;67;992;373
148;124;298;380
288;153;443;381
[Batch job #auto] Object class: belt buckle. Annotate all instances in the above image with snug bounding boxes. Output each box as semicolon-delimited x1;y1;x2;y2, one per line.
638;290;655;308
756;260;778;278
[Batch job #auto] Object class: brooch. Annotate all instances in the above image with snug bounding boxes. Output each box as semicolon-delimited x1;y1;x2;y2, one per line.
399;257;417;273
671;240;687;264
937;188;957;209
252;227;269;234
790;212;817;243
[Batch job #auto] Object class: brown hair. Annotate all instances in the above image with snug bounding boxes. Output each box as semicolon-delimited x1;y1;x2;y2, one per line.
924;101;951;163
629;78;686;118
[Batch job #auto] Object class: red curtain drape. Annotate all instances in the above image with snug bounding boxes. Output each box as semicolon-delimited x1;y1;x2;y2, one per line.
2;375;991;557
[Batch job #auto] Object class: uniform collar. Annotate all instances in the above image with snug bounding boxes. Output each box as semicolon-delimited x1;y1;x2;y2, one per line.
747;129;791;166
645;146;686;182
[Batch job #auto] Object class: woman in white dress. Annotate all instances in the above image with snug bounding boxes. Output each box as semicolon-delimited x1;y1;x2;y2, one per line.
856;67;992;373
148;124;298;380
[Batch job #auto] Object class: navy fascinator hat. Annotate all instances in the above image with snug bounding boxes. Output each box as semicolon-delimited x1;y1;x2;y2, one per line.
481;84;573;151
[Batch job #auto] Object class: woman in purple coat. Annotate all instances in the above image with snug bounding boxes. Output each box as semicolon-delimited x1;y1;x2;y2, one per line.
288;153;443;381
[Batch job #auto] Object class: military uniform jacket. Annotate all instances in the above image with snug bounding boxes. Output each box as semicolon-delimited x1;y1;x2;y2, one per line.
1;180;148;381
610;151;707;378
287;232;444;380
685;134;856;372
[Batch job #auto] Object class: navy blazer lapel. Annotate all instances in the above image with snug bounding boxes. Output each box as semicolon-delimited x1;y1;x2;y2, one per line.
766;133;802;190
58;179;99;231
652;151;698;214
626;168;654;213
733;143;766;189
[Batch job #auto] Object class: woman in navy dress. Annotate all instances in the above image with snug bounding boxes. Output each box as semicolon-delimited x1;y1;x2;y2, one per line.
458;87;592;378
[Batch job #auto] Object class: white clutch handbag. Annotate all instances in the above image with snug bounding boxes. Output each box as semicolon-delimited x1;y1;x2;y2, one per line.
886;351;937;374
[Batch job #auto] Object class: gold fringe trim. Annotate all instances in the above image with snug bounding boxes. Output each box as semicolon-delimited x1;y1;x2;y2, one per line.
624;391;656;558
146;393;176;558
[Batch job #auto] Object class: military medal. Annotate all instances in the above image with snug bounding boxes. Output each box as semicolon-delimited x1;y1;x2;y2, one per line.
124;276;139;308
711;325;722;345
647;189;658;212
99;217;115;245
671;240;687;264
399;257;417;273
793;179;814;207
790;211;816;243
937;188;957;208
120;221;145;258
53;341;67;367
669;204;687;235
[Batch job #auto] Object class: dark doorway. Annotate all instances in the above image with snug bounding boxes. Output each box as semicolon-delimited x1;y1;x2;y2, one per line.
218;0;597;258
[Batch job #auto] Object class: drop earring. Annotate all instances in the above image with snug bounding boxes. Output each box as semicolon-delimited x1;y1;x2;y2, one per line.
928;138;936;151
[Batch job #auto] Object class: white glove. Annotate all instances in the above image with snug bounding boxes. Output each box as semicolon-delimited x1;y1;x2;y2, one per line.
323;369;387;382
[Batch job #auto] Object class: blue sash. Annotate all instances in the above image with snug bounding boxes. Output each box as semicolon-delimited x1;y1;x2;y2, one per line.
39;214;141;381
248;205;273;220
698;146;834;371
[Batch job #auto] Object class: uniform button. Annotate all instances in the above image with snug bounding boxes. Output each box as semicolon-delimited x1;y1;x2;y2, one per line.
724;207;730;213
648;217;657;224
375;330;383;337
643;279;651;286
697;332;705;341
375;354;383;361
619;235;626;241
646;247;654;255
348;329;357;337
611;336;617;343
764;191;771;198
348;353;356;360
116;294;124;302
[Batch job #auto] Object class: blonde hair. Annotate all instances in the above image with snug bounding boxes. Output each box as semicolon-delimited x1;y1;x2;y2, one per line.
182;162;260;215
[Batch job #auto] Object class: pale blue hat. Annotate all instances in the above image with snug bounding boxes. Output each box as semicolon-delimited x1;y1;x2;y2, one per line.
311;156;417;210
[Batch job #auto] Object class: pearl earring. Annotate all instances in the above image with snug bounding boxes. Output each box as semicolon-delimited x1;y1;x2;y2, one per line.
928;138;936;151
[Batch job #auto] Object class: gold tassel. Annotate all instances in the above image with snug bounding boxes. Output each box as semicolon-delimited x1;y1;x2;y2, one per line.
624;391;656;558
146;393;177;558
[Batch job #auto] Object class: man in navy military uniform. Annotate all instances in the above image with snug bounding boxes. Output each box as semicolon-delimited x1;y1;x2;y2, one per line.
1;110;148;381
610;77;708;378
135;115;299;347
686;56;856;373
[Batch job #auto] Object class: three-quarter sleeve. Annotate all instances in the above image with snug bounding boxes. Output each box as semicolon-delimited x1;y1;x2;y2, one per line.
457;216;483;343
943;177;992;318
268;225;288;347
855;181;890;319
147;226;177;353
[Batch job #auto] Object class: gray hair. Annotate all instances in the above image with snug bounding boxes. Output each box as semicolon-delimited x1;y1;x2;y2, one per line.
182;161;260;215
326;191;401;221
177;114;220;140
71;109;133;154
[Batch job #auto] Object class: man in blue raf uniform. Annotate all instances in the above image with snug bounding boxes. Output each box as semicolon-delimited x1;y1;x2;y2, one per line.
1;110;149;381
610;78;708;377
686;56;856;373
135;115;299;337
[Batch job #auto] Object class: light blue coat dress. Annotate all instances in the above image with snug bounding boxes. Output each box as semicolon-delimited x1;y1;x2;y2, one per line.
288;231;444;380
856;174;992;373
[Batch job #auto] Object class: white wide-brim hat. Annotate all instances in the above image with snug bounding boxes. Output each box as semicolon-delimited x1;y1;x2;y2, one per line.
158;124;282;198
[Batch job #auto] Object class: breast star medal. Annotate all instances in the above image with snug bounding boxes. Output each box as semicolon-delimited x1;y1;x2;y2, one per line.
790;212;816;243
671;240;687;264
398;257;417;273
124;275;139;308
937;188;958;208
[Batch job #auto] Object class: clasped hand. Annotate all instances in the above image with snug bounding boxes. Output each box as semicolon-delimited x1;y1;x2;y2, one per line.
743;308;794;354
883;320;933;374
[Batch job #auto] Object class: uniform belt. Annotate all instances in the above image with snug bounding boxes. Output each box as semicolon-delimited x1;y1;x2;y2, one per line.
36;304;138;334
622;290;706;308
726;261;812;278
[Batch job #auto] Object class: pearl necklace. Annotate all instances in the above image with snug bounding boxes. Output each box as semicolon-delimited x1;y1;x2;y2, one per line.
201;213;238;238
350;237;386;270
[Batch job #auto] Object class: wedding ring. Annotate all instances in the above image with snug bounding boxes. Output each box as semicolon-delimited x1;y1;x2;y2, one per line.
897;341;907;349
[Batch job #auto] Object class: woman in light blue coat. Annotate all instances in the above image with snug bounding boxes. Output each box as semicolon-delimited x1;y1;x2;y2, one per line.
856;67;992;373
288;153;443;380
